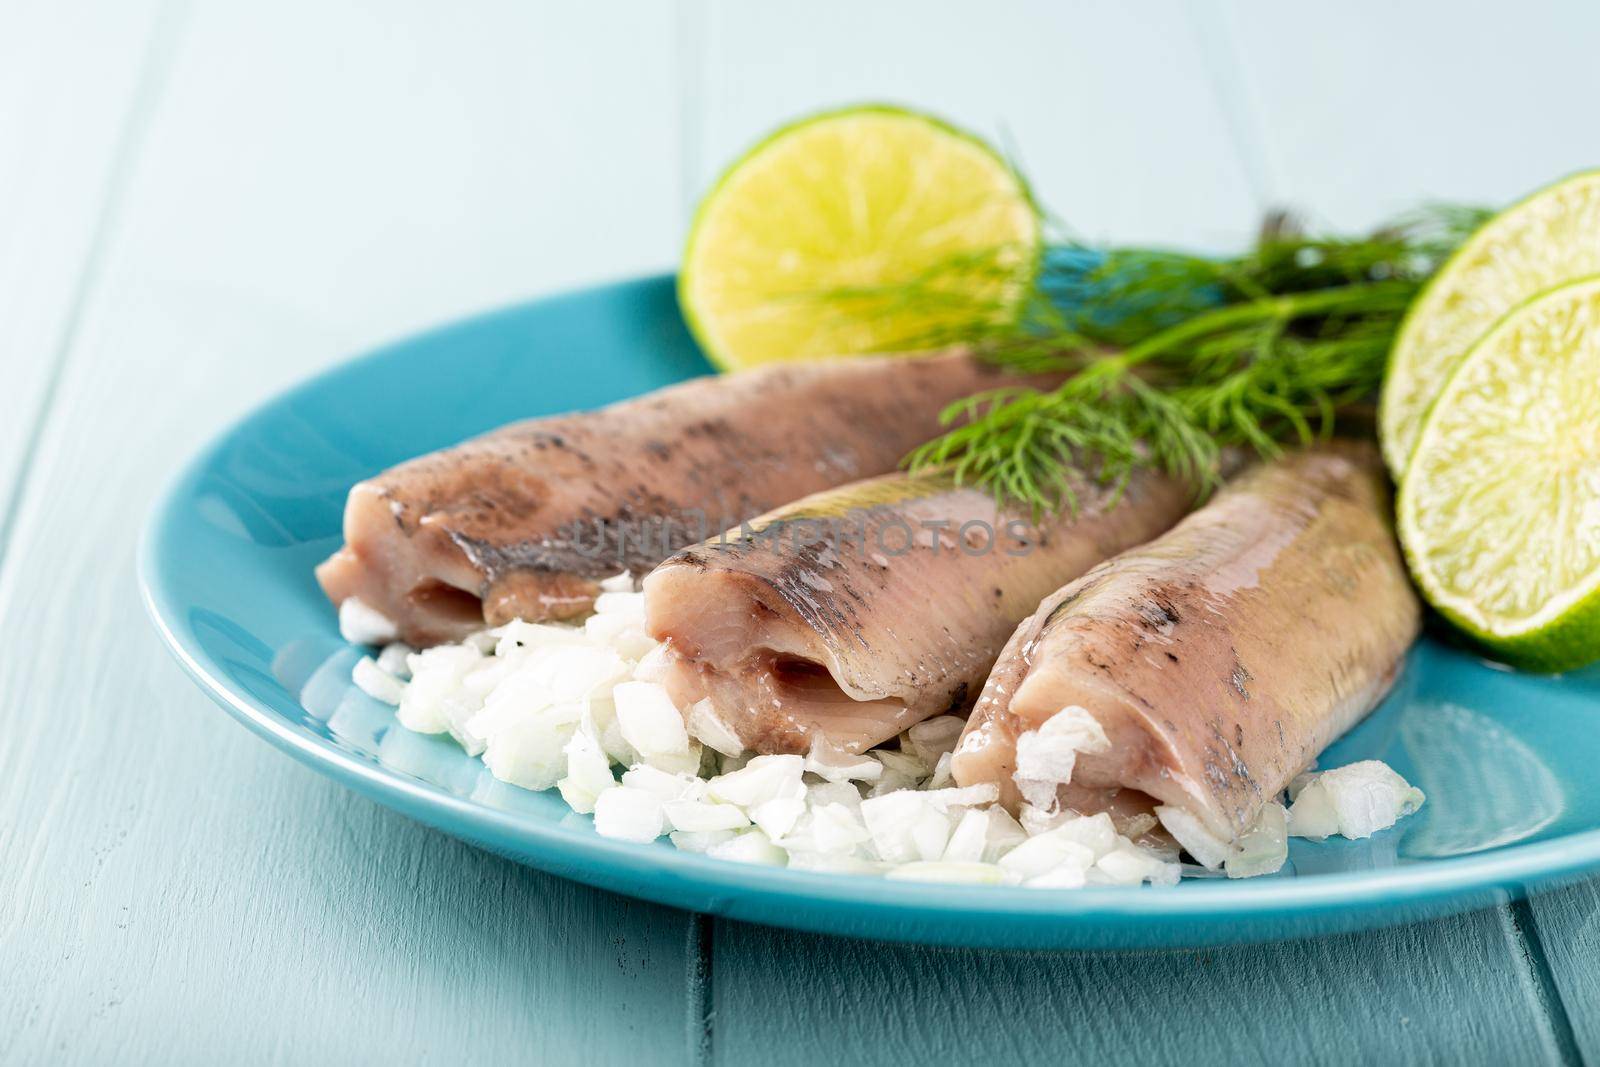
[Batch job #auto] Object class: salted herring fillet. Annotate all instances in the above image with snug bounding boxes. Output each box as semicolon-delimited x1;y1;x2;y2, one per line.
951;442;1421;844
643;466;1194;756
317;351;1048;646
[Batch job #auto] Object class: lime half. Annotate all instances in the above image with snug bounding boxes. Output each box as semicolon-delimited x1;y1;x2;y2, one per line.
1381;170;1600;474
679;105;1039;370
1398;275;1600;671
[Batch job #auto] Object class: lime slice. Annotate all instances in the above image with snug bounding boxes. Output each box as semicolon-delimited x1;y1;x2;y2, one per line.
1380;170;1600;474
679;105;1039;370
1398;275;1600;671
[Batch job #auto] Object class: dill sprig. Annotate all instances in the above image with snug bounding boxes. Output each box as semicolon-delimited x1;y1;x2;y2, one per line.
872;204;1494;515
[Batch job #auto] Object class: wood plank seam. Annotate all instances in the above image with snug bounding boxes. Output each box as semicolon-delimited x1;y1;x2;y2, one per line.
0;0;189;577
688;911;716;1064
2;7;705;1059
673;0;710;229
1183;0;1278;218
1508;899;1585;1066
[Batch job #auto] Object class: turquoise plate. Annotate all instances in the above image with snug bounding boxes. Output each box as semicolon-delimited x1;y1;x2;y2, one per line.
140;275;1600;949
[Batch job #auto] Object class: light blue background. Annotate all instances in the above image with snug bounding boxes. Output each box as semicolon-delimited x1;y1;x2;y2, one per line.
5;1;1600;1063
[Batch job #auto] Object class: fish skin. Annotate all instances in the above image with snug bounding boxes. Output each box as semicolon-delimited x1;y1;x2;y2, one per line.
643;466;1194;756
317;350;1049;646
951;442;1420;842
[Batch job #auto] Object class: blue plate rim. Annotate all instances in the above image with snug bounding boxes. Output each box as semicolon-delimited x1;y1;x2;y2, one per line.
136;273;1600;941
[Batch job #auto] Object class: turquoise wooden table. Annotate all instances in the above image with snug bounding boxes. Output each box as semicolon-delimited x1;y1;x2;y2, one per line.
6;2;1600;1062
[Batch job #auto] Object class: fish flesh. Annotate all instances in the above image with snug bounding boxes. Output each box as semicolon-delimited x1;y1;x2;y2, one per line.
317;351;1047;646
950;442;1420;843
643;466;1194;757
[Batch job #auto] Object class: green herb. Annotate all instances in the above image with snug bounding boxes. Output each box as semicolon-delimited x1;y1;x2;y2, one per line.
817;205;1492;515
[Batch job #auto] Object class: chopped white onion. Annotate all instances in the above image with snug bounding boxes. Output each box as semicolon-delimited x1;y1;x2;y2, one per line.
640;743;705;777
861;791;951;864
748;795;807;840
1116;812;1158;840
1039;706;1112;747
613;681;691;758
586;695;639;768
982;807;1028;862
556;726;615;814
1011;706;1112;808
610;626;656;662
860;792;928;852
871;748;929;785
1014;777;1061;811
942;806;1027;865
1015;733;1081;783
1285;782;1340;840
375;642;414;680
804;737;883;783
593;590;646;621
784;852;885;875
903;716;966;768
1147;860;1182;888
804;780;864;815
868;768;924;798
592;786;665;843
631;643;673;684
620;764;701;802
885;861;1011;885
797;802;871;854
998;828;1097;880
360;593;1381;888
483;719;575;791
493;619;590;657
1097;843;1181;887
1025;863;1089;889
669;829;738;853
599;571;636;593
919;783;1000;811
1048;813;1120;861
460;630;500;654
1018;803;1069;837
1155;805;1235;870
910;811;953;862
941;808;990;864
473;699;585;748
352;656;405;705
1288;761;1425;840
705;754;805;808
1226;802;1288;879
687;699;745;759
664;798;750;833
397;644;482;735
706;829;787;866
339;597;399;646
584;610;636;647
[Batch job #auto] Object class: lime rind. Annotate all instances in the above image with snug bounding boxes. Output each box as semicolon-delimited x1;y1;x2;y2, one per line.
678;104;1041;371
1398;273;1600;671
1380;169;1600;475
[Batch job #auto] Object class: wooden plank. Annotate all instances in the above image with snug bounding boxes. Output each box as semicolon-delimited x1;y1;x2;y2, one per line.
711;908;1567;1066
693;15;1585;1056
0;2;698;1062
687;0;1263;250
1520;888;1600;1060
1215;0;1600;230
0;0;164;526
101;0;683;353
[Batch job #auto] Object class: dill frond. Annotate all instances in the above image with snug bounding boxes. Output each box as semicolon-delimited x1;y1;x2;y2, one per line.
886;204;1493;514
